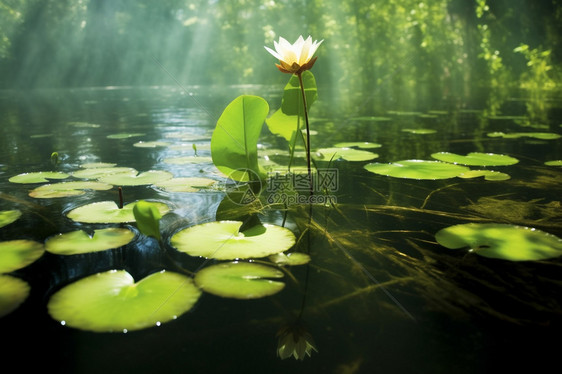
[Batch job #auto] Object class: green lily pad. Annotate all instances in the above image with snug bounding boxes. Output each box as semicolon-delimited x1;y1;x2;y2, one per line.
435;223;562;261
0;210;22;229
170;221;296;260
545;160;562;166
194;262;284;299
29;181;113;198
487;132;561;140
67;201;170;224
80;162;117;168
98;170;173;186
0;240;45;273
458;170;511;181
47;270;201;332
268;252;311;266
107;133;145;139
402;128;437;134
153;177;218;192
387;111;423;116
334;142;382;149
364;160;469;180
0;275;31;318
163;156;213;164
431;152;519;166
314;147;378;162
45;228;135;255
9;171;70;184
68;121;100;128
72;167;137;179
351;116;391;122
133;141;170;148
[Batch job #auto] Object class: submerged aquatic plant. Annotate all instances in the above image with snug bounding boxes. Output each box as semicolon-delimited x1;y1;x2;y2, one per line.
276;321;318;360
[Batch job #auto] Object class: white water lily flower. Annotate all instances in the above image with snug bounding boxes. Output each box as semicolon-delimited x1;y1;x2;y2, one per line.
265;35;323;74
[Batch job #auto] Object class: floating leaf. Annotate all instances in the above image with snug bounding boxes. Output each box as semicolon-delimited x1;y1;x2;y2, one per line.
72;167;137;179
0;240;45;273
9;171;69;184
364;160;469;180
133;141;170;148
67;201;170;224
402;128;437;134
68;121;100;128
47;270;201;332
0;210;22;229
29;181;113;198
314;147;378;162
334;142;382;149
487;132;561;140
350;116;391;122
98;170;173;186
387;111;422;116
194;262;284;299
153;177;218;192
269;252;311;266
170;221;296;260
162;156;213;164
0;275;30;318
544;160;562;166
211;95;269;181
133;201;162;240
107;133;145;139
435;223;562;261
80;162;117;168
458;170;511;181
45;228;135;255
431;152;519;166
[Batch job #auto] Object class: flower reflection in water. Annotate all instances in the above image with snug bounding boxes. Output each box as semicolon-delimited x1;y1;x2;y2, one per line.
276;321;318;360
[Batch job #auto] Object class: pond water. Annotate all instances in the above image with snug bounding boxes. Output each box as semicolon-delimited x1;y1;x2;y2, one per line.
1;86;561;373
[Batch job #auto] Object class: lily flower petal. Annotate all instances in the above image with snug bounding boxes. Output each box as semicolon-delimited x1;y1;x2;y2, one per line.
265;34;323;74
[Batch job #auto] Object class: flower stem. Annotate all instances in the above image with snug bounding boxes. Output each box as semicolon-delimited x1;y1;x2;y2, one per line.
297;72;313;195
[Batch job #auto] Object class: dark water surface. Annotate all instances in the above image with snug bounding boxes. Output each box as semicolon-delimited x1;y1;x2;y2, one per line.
1;86;561;373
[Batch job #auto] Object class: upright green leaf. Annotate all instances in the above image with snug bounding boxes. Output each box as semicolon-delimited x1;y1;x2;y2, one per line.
266;71;317;143
132;200;163;240
211;95;269;181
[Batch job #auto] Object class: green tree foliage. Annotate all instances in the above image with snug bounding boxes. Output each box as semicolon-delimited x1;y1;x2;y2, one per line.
0;0;560;109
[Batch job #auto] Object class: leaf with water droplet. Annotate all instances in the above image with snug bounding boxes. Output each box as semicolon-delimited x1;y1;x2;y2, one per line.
29;181;113;198
458;170;511;181
194;262;284;299
9;171;69;184
153;177;218;192
171;221;296;260
67;201;170;224
431;152;518;166
364;160;469;180
334;142;382;149
47;270;201;332
98;170;173;186
45;228;135;255
314;147;378;162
